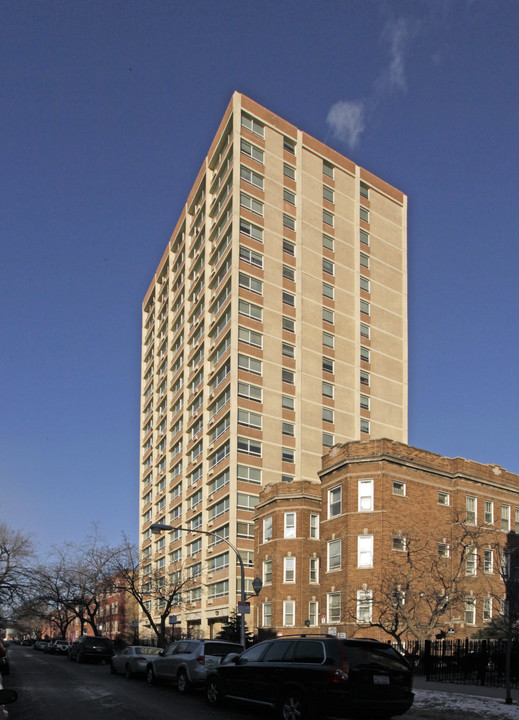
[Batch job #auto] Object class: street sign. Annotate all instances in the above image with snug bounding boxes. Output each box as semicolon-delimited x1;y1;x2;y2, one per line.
168;614;178;625
237;601;250;614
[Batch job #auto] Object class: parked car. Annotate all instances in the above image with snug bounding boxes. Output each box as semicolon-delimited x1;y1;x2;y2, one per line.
0;643;8;676
49;639;71;655
205;635;414;720
0;682;17;720
33;640;49;651
110;646;162;678
68;636;114;664
145;639;243;693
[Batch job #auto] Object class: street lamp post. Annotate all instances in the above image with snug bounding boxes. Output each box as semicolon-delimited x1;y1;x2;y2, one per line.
150;523;261;647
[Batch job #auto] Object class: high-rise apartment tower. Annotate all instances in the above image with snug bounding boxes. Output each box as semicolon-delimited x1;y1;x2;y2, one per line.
139;93;408;638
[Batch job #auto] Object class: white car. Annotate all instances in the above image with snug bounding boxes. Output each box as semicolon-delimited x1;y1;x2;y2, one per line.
52;639;71;655
110;646;162;678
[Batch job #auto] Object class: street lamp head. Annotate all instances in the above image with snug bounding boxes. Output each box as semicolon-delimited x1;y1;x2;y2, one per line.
252;576;263;596
150;523;173;535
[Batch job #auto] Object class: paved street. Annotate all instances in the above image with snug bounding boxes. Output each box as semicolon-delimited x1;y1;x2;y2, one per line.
2;644;518;720
2;645;265;720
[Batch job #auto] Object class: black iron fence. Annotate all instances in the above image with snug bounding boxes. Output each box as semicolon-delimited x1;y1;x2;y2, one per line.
405;638;519;688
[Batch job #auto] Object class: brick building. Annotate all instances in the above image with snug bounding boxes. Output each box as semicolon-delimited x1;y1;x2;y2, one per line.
139;93;408;637
253;439;519;643
66;576;138;645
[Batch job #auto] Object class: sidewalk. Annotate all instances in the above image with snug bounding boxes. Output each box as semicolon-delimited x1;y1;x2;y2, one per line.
409;674;518;719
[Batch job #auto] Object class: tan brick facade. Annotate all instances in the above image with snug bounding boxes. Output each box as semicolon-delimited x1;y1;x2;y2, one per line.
139;94;408;636
254;439;519;643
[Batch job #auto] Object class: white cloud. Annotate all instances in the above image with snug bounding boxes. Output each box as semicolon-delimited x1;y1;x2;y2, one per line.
327;15;414;149
326;99;366;149
384;17;410;93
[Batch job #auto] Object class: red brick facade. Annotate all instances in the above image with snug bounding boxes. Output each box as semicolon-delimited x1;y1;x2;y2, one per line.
254;440;519;644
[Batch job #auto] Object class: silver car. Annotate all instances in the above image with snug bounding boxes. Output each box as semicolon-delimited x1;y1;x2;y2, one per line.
110;646;162;678
145;639;243;693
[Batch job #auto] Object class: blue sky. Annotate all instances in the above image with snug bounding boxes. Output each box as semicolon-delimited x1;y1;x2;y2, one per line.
2;0;519;552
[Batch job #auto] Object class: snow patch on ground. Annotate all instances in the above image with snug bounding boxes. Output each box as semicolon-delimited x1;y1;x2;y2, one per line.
411;689;518;719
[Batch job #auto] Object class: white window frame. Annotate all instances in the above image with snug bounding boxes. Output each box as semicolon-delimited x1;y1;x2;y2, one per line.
483;597;492;622
284;512;296;538
356;589;373;623
282;447;295;463
240;138;264;163
323;282;335;299
464;597;476;625
240;164;264;190
484;548;494;574
240;191;264;216
237;409;262;429
283;600;295;627
327;538;341;571
283;556;296;583
239;271;263;295
282;395;295;411
283;163;296;180
358;479;374;512
358;535;374;568
241;112;264;137
308;600;318;626
438;491;450;506
328;486;342;518
466;496;477;525
323;307;335;324
327;592;341;623
323;209;334;227
263;516;272;542
323;185;334;203
310;514;319;539
309;556;319;583
501;504;511;532
262;601;272;626
466;547;477;576
484;500;494;524
393;480;406;496
238;299;262;322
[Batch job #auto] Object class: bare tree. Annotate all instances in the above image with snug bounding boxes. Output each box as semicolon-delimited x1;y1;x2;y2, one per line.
9;599;47;639
30;556;78;638
350;518;503;647
0;523;34;616
112;534;192;647
34;525;120;636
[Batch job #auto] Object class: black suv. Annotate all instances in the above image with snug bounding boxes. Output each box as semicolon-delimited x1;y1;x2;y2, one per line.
68;636;114;664
205;635;414;720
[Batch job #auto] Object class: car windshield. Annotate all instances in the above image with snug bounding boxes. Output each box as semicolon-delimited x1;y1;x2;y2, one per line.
85;638;112;647
205;643;243;657
342;642;408;670
136;647;161;655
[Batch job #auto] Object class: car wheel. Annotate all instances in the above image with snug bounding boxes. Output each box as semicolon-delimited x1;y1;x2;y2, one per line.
176;669;190;694
125;664;134;680
206;676;225;707
110;662;117;675
146;666;157;686
278;690;307;720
